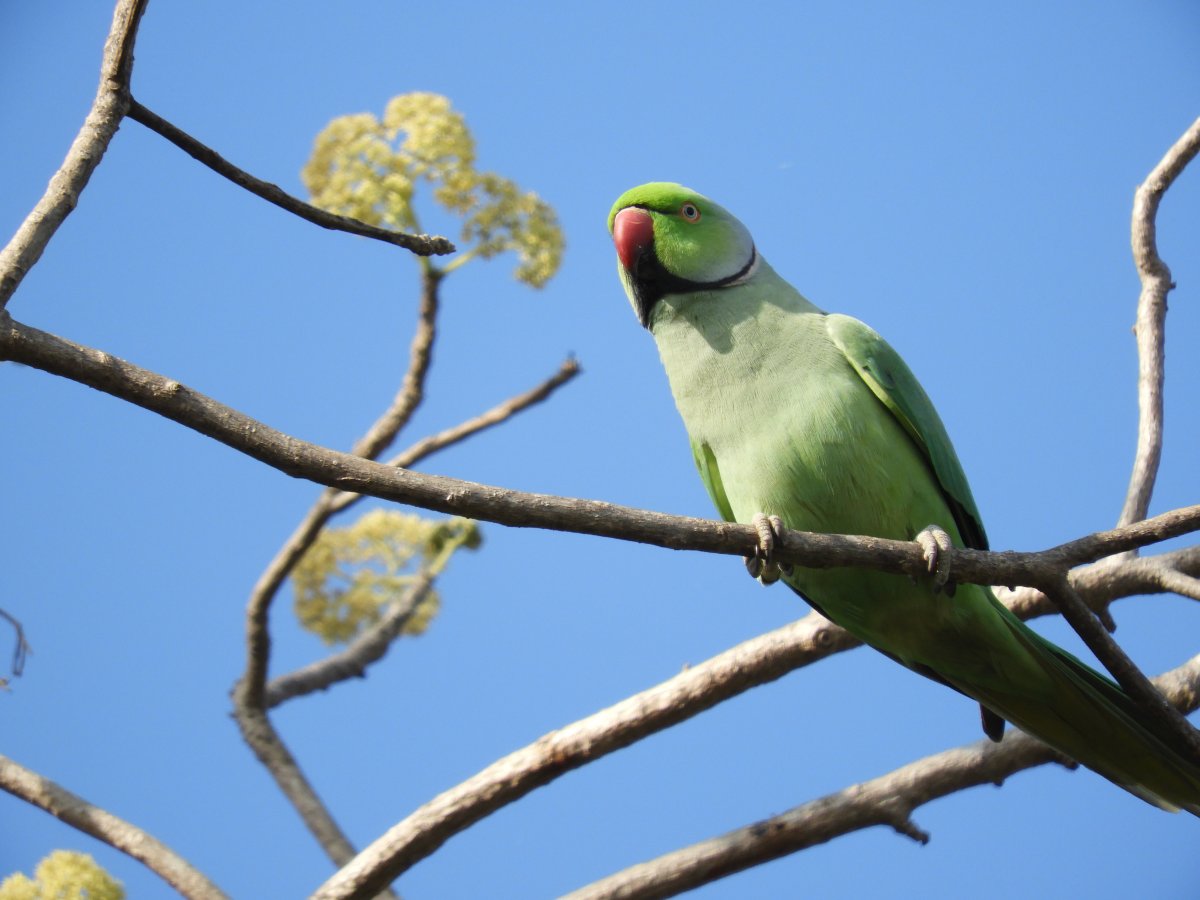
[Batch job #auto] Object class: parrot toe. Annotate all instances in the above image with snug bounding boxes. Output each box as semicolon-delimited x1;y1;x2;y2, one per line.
916;524;955;595
745;513;789;585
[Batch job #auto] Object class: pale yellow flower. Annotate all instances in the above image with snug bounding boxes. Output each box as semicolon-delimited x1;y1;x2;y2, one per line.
302;93;564;286
293;510;480;645
0;851;123;900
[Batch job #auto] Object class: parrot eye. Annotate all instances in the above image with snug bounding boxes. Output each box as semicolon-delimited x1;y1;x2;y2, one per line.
679;202;701;222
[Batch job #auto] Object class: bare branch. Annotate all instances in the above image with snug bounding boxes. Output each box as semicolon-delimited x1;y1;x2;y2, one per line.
998;544;1200;620
229;267;459;897
1151;567;1200;603
0;0;149;308
0;752;229;900
125;100;455;257
1118;116;1200;529
0;607;30;679
264;571;435;708
236;267;445;711
3;312;1199;588
237;500;333;710
232;704;372;884
307;613;857;900
304;565;1193;900
256;356;581;702
326;355;582;517
563;655;1200;900
237;292;579;712
350;267;442;460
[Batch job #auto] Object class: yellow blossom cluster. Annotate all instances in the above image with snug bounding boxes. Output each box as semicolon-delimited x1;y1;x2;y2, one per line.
302;93;563;287
0;851;123;900
292;509;481;645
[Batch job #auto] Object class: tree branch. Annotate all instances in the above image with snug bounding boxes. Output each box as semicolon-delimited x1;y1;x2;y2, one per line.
227;271;452;897
0;0;149;309
304;567;1196;900
3;311;1198;589
326;355;581;518
125;100;454;257
0;607;30;680
350;267;442;460
562;655;1200;900
1151;567;1200;603
258;355;581;709
229;271;581;891
232;704;374;887
253;355;580;708
306;613;858;900
1118;115;1200;529
236;267;445;712
265;571;436;708
997;544;1200;621
0;752;229;900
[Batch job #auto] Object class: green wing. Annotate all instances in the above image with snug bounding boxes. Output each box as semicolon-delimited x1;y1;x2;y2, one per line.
825;313;988;550
691;438;736;523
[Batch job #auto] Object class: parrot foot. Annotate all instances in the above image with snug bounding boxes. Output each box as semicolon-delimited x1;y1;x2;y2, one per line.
745;513;791;585
916;525;955;595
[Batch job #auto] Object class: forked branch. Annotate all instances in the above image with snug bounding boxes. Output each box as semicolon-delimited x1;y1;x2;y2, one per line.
0;0;148;308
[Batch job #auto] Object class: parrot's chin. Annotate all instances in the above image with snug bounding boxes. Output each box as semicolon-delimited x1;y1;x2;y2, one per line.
624;268;659;329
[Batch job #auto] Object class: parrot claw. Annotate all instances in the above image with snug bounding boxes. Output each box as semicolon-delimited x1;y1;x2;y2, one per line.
744;555;766;580
745;513;789;585
916;524;955;594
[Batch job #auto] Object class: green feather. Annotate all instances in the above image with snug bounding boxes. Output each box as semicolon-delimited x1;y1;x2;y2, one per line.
825;313;988;550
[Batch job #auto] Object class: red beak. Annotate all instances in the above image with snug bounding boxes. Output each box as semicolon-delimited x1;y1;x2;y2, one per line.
612;207;655;272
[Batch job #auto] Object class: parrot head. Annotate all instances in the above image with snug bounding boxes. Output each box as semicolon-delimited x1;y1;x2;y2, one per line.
608;183;757;329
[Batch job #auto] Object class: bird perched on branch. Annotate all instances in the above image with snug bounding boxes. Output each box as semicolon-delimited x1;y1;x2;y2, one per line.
609;181;1200;814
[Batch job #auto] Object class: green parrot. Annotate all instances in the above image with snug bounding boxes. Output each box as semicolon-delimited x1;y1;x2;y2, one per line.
609;181;1200;814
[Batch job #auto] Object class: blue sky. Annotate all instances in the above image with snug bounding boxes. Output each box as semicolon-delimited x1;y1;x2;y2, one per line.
3;1;1199;897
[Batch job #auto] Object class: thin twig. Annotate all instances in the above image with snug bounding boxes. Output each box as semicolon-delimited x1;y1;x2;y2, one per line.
1118;116;1200;529
350;266;442;459
0;608;30;678
3;312;1199;586
125;100;454;257
0;753;230;900
326;355;581;517
265;571;436;708
561;655;1200;900
0;0;149;308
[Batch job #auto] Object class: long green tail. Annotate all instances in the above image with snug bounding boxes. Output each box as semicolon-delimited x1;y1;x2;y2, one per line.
950;595;1200;815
